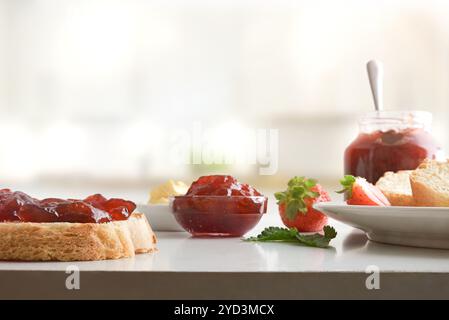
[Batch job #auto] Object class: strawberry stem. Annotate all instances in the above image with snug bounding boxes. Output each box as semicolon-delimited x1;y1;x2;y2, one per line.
336;175;356;198
275;176;320;220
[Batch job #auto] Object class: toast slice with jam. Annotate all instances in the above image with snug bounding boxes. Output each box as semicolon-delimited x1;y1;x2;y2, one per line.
0;212;156;261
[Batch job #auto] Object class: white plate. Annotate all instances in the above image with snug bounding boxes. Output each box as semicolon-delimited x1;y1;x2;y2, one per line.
314;202;449;249
136;204;185;232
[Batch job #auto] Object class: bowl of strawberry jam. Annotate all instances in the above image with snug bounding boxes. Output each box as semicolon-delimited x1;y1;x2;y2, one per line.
344;111;442;184
170;175;267;237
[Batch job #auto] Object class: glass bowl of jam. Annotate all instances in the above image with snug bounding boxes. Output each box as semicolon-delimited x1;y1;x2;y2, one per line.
344;111;441;183
170;175;268;237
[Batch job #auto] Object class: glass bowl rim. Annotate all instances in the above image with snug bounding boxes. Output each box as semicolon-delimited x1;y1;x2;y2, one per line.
171;195;267;200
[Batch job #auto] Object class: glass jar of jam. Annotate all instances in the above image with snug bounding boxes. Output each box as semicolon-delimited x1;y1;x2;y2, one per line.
344;111;441;184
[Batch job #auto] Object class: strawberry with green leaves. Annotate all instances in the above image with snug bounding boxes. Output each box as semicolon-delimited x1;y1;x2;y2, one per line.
337;175;390;206
275;177;331;232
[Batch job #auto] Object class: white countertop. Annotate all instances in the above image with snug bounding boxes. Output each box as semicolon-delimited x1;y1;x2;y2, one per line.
1;213;449;299
2;187;449;299
2;214;449;273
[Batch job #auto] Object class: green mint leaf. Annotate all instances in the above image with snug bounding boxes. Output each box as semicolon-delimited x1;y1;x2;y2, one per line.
296;233;332;248
245;225;337;249
296;226;337;248
245;227;299;242
323;225;337;239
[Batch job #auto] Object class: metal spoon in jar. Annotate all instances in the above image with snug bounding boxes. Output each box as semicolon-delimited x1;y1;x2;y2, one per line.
367;59;384;112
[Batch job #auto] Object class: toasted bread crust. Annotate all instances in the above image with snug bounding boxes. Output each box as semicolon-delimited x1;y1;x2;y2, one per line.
409;178;447;207
376;171;415;206
0;213;156;261
410;159;449;207
378;192;414;206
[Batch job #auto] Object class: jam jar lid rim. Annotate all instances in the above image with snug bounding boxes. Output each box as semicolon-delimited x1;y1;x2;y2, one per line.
358;110;432;125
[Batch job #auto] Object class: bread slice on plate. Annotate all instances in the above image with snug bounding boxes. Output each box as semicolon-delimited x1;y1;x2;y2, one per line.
375;170;414;206
0;213;157;261
410;159;449;207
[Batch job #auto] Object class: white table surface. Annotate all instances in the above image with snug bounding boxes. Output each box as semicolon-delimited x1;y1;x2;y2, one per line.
2;214;449;273
1;187;449;299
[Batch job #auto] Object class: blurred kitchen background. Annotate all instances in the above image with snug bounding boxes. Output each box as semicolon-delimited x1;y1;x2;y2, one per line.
0;0;449;201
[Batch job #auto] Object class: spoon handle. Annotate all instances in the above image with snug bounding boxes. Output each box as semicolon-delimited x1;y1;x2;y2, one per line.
367;60;384;111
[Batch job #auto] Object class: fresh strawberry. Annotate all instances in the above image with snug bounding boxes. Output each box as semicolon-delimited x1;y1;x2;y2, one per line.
337;175;390;206
275;177;331;232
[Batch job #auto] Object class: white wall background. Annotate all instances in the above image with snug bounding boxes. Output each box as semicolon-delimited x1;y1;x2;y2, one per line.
0;0;448;186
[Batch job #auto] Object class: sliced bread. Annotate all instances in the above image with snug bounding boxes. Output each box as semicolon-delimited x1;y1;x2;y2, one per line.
410;159;449;207
0;213;157;261
375;170;414;206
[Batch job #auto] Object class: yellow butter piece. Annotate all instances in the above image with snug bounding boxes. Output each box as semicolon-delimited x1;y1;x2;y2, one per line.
149;180;189;204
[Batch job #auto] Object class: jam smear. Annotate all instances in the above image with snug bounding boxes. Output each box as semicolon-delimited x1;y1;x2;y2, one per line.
344;128;440;184
0;189;136;223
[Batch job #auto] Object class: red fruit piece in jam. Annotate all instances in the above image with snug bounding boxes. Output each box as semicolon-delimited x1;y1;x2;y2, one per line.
0;189;136;223
53;201;111;223
0;190;36;222
186;175;262;197
84;194;108;210
103;198;136;221
17;204;59;223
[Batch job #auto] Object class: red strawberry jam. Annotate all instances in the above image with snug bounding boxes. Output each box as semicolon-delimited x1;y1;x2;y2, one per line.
0;189;135;223
172;175;267;237
185;175;262;197
345;128;439;184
